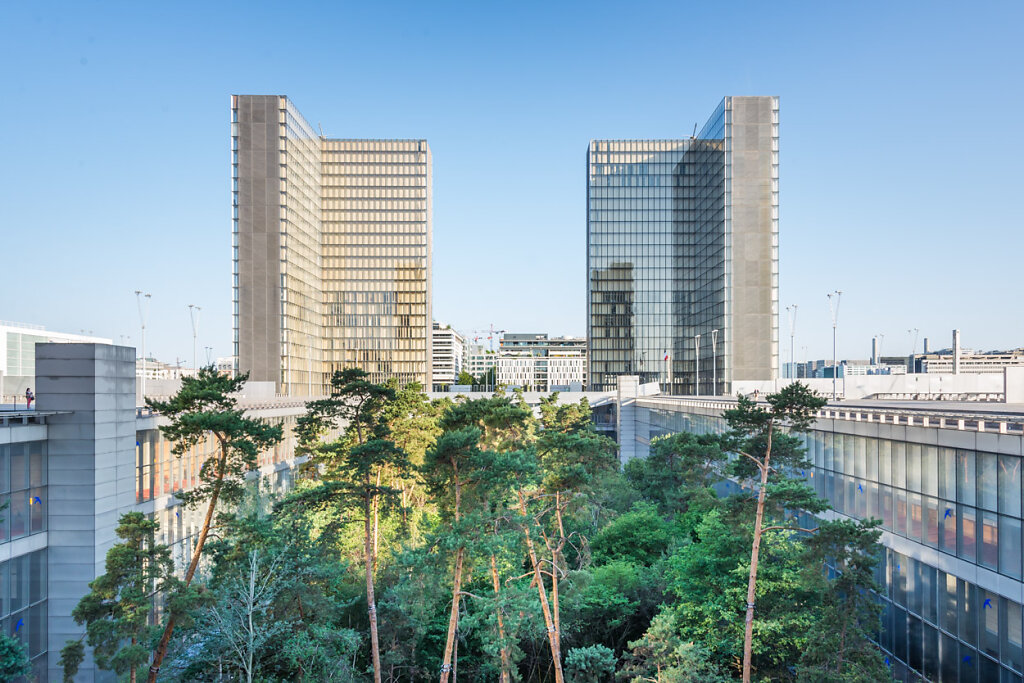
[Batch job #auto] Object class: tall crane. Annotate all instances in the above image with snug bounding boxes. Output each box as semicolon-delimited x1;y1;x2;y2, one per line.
470;324;506;352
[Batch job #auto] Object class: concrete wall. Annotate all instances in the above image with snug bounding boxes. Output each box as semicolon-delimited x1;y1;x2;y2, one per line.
728;96;778;383
36;343;136;682
236;95;283;390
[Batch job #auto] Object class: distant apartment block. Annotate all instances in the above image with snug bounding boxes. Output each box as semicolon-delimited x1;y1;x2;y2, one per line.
232;95;431;395
497;333;587;391
463;342;496;383
587;96;779;395
431;322;465;389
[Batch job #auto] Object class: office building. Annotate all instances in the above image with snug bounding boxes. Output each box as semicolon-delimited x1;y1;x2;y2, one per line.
232;95;431;396
497;333;587;391
587;96;779;395
431;322;465;389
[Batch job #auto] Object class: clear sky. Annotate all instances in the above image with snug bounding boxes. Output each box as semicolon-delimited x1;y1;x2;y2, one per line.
2;1;1021;366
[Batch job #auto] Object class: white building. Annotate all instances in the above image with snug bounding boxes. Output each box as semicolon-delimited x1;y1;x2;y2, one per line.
497;333;587;391
0;321;111;399
463;342;497;384
432;323;465;388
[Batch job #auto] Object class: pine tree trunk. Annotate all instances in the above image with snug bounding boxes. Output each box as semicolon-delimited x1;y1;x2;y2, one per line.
366;492;383;683
518;492;564;683
490;554;512;683
440;547;465;683
130;637;137;683
148;440;227;683
741;426;773;683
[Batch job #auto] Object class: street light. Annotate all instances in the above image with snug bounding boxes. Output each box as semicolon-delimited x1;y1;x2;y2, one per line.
694;333;701;397
135;291;151;402
827;290;842;400
785;305;798;379
711;329;719;395
877;333;885;366
188;304;201;373
204;346;213;366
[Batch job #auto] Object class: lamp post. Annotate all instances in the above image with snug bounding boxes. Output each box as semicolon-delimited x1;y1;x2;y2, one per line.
877;333;885;367
694;333;701;397
786;305;797;379
135;291;151;402
204;346;213;366
711;329;718;395
907;328;919;374
827;290;842;400
188;304;201;373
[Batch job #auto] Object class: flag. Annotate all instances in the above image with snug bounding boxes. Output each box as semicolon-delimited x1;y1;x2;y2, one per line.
663;350;670;361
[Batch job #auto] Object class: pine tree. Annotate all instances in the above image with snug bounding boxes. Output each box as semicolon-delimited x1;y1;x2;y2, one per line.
145;368;283;682
61;512;179;683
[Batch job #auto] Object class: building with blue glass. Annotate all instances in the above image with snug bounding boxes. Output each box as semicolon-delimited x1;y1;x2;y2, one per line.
625;387;1024;682
587;96;779;395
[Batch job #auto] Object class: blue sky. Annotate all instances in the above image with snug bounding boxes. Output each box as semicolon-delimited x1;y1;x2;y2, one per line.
2;1;1021;365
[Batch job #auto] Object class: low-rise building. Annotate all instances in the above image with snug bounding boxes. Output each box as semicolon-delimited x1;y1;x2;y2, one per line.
497;333;586;391
463;342;497;383
0;321;110;400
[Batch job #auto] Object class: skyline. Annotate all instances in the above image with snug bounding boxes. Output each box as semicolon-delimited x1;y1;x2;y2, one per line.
3;1;1022;367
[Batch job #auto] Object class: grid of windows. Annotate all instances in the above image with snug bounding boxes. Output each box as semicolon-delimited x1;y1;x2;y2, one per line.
321;139;431;387
587;97;778;395
279;97;325;396
135;415;303;503
643;404;1024;681
0;551;47;681
0;441;46;541
587;116;729;395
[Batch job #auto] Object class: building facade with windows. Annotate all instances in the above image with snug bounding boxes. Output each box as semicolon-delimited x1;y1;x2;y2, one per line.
627;390;1024;682
463;342;496;384
497;333;587;391
587;96;779;396
0;342;314;681
232;95;431;395
431;322;465;389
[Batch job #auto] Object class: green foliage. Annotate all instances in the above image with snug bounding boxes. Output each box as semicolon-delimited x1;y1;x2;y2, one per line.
618;612;728;683
456;371;476;385
155;379;885;683
146;368;284;510
62;512;180;681
565;644;616;682
797;519;889;682
0;632;32;681
591;503;671;566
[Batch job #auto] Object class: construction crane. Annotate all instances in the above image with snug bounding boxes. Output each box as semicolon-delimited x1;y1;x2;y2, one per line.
470;324;506;352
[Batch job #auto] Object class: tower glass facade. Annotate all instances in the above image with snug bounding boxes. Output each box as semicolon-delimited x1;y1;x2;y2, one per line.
587;96;778;395
321;140;431;387
233;96;432;393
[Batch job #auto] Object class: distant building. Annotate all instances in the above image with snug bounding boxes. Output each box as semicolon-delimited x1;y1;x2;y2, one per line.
0;321;111;397
587;96;779;395
497;333;587;391
463;342;497;383
915;349;1024;374
216;355;236;375
431;323;465;389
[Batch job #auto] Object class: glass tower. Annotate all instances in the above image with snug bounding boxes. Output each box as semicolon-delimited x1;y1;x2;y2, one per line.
233;95;432;394
587;96;779;395
321;139;432;387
